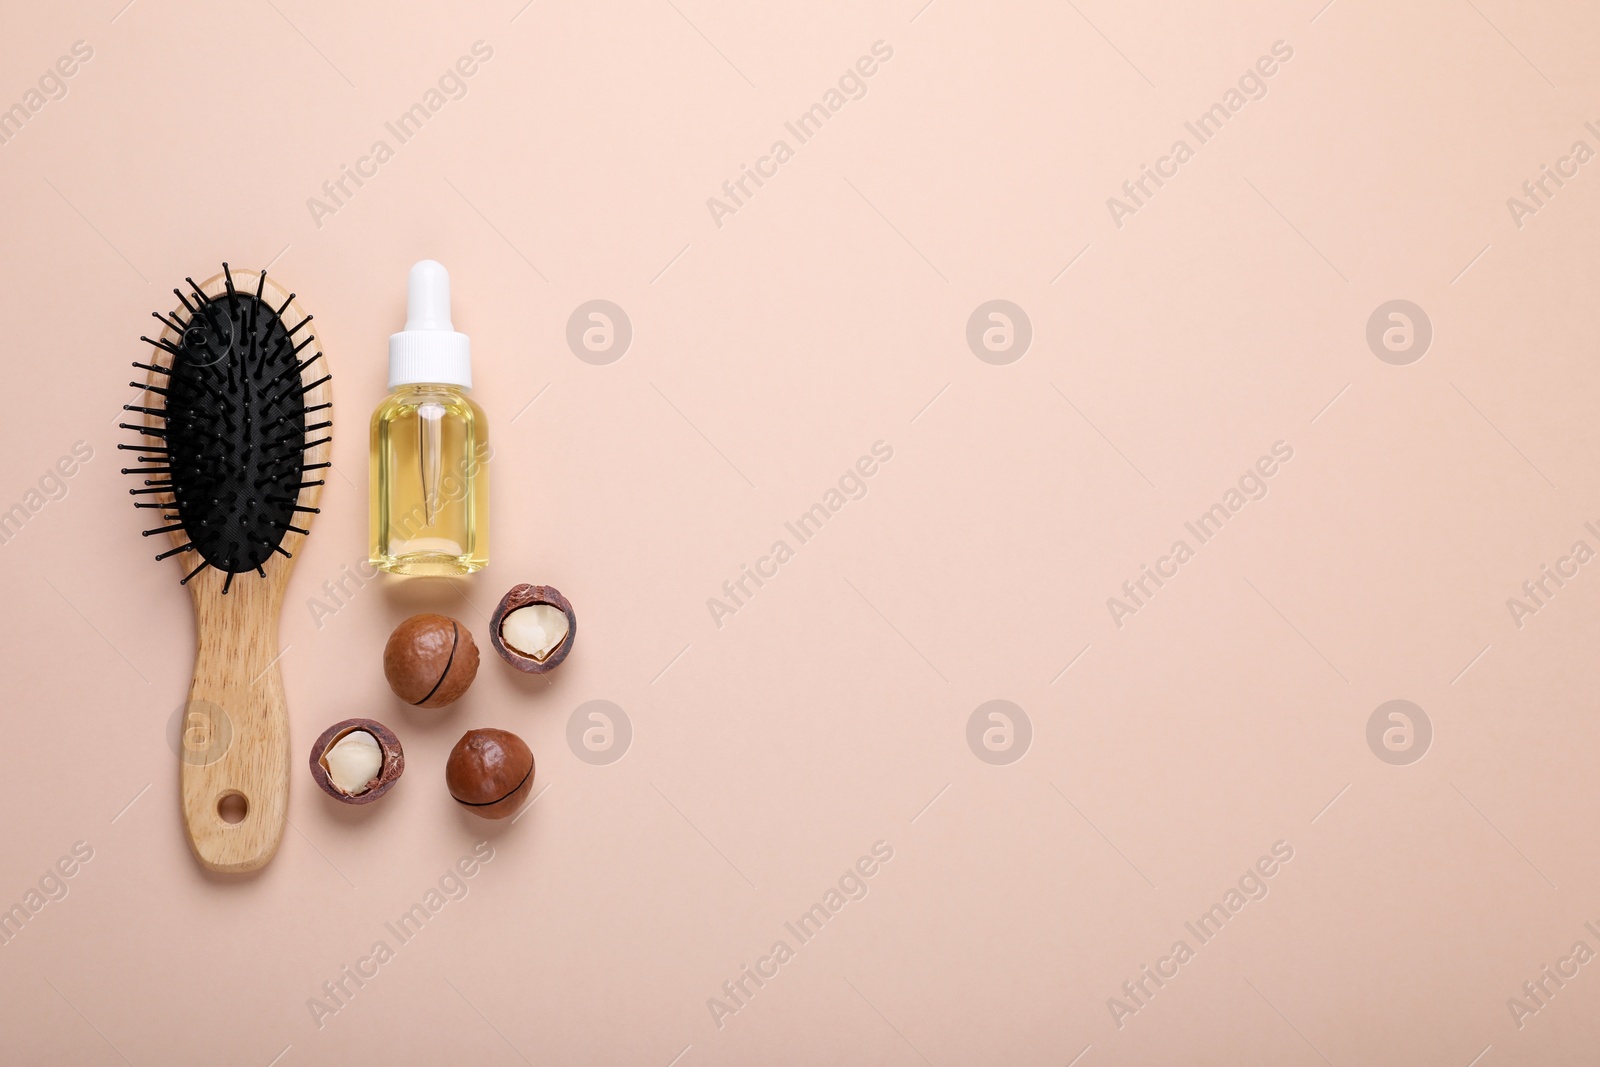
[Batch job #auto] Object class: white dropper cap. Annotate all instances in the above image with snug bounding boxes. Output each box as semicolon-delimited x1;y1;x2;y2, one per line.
388;260;472;389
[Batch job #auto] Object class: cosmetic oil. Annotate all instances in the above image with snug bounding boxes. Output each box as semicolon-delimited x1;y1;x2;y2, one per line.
370;260;488;576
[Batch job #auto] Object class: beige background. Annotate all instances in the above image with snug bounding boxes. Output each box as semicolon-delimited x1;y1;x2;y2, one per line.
1;0;1598;1063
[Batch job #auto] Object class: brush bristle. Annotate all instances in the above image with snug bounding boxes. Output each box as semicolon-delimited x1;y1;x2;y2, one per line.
125;265;328;591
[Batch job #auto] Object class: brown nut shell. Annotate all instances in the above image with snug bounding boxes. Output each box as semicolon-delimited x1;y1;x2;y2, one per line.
445;728;535;819
489;585;576;673
308;718;405;804
384;613;479;707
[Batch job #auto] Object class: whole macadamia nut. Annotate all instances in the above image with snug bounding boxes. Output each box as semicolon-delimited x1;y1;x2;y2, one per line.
384;613;479;708
446;728;534;819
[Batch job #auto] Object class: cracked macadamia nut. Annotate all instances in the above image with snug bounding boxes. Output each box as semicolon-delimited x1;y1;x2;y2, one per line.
384;613;479;707
490;586;576;673
446;728;534;819
309;719;405;804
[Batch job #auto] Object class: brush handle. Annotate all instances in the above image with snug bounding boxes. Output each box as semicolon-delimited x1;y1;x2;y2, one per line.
178;575;291;873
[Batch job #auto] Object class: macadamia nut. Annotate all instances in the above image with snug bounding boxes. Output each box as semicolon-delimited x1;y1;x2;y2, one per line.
384;613;479;707
308;719;405;805
446;728;535;819
489;585;576;673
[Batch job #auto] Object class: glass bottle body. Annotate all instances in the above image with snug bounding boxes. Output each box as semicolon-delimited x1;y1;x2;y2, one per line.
369;384;488;576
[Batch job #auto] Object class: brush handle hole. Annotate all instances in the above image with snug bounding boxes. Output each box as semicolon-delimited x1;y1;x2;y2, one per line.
216;791;248;824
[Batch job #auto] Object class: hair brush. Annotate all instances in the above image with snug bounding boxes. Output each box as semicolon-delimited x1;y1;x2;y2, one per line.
121;264;331;873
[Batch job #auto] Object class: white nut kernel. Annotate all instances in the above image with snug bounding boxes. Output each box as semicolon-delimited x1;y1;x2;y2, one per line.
500;604;570;662
322;730;383;795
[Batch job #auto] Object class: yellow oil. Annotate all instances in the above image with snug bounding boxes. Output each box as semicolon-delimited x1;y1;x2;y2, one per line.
369;384;489;576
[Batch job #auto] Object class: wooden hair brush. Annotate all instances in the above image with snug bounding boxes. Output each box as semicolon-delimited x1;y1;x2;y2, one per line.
121;264;331;873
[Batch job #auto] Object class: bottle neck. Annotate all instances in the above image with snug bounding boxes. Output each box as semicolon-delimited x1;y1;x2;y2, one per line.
393;382;470;394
